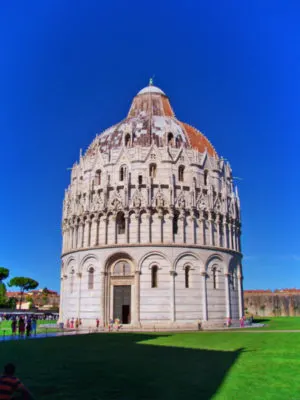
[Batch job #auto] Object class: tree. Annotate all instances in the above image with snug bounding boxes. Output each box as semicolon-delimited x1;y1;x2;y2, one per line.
42;287;49;305
0;267;9;282
0;283;7;307
8;277;39;310
0;267;9;307
7;297;17;309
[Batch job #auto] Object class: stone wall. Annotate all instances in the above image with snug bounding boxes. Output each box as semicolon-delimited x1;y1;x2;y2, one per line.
244;293;300;316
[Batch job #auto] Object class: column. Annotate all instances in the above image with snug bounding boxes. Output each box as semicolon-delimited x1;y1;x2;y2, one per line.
200;215;206;245
113;214;117;244
103;215;108;245
59;276;64;323
73;225;77;248
125;212;129;243
159;211;164;243
76;272;82;319
136;213;140;243
216;214;222;247
209;214;214;246
65;227;69;251
94;216;100;246
224;273;231;318
133;270;141;326
232;223;236;250
180;211;185;243
201;272;208;321
81;222;85;248
70;224;75;250
223;219;229;248
147;212;152;243
87;220;92;247
169;212;174;243
170;271;176;322
75;224;80;248
228;221;232;249
191;212;196;244
101;271;107;326
237;272;244;318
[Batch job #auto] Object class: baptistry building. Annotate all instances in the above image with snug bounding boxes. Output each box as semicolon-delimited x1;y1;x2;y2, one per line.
59;82;244;329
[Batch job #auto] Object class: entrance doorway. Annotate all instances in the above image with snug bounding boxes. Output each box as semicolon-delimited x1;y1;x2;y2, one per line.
113;285;131;324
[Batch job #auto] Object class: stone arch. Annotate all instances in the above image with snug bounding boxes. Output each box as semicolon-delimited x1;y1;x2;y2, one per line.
79;254;100;273
138;251;171;271
65;256;77;274
173;251;203;272
205;253;225;273
104;251;136;273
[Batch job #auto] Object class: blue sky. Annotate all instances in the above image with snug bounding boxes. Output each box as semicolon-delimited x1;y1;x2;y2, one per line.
1;1;299;292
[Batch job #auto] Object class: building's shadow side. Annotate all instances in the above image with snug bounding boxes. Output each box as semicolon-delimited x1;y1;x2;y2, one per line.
1;333;242;399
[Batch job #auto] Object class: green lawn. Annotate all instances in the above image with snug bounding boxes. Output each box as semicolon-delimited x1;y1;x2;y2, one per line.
252;316;300;330
0;320;57;335
1;320;300;399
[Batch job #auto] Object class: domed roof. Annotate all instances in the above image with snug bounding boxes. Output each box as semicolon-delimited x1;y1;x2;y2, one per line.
137;85;166;95
86;83;217;158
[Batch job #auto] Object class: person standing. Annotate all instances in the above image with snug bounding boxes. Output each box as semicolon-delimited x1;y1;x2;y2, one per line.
96;318;100;329
31;318;37;336
18;318;25;338
26;319;32;337
11;319;17;336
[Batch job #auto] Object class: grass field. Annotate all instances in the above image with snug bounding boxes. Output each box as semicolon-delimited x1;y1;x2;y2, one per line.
1;317;300;399
0;320;57;335
253;316;300;330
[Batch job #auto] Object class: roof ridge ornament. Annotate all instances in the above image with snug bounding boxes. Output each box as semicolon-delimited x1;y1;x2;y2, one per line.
149;77;153;86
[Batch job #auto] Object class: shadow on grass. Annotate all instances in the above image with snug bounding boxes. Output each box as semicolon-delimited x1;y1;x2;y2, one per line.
252;318;271;324
0;333;242;400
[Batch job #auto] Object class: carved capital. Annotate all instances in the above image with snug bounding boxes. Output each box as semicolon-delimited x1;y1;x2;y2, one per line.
76;272;82;278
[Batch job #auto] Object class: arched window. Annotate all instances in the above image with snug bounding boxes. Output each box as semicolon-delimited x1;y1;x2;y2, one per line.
204;170;208;186
120;166;127;182
70;270;75;294
125;133;131;147
95;170;101;185
117;212;126;234
212;267;217;289
178;165;185;182
113;261;131;276
168;132;174;145
149;163;157;178
151;265;158;288
88;267;94;290
185;266;190;288
138;175;143;185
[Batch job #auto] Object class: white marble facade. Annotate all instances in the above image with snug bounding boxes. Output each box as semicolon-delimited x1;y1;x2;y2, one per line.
60;83;243;328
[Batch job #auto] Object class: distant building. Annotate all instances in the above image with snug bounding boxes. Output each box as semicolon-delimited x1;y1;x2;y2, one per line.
60;82;243;329
6;289;59;310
